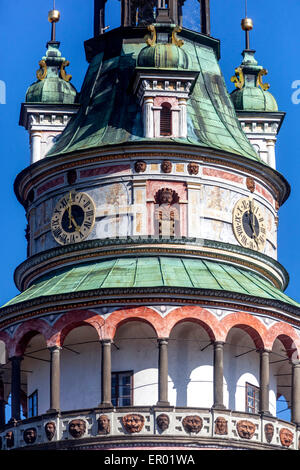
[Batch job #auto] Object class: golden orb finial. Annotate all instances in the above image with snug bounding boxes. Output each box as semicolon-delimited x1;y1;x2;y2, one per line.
48;9;60;24
241;17;253;32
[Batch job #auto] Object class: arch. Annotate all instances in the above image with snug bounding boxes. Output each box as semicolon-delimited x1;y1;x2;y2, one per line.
103;307;165;340
266;322;300;359
220;312;267;349
48;310;104;347
165;306;221;341
11;319;52;357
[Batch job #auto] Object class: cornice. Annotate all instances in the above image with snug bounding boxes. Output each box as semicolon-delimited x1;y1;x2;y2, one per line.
13;237;289;292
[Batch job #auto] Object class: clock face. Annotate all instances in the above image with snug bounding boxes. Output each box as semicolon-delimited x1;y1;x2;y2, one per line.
51;191;96;245
232;197;266;251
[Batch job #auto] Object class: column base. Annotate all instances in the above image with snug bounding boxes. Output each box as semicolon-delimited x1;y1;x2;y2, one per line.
156;401;170;407
259;411;272;418
98;402;113;409
46;408;60;414
212;404;227;411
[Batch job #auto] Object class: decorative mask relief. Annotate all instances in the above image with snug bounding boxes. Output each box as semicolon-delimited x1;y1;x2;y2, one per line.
5;431;14;448
97;415;110;435
279;428;293;448
23;427;37;445
214;416;228;435
236;420;256;439
69;419;86;439
156;414;170;432
161;160;172;174
246;176;256;193
187;162;199;175
182;415;203;434
135;161;147;173
45;421;56;441
264;423;274;443
122;414;145;434
154;188;180;237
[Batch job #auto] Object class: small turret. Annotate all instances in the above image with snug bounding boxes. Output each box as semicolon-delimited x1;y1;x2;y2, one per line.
230;16;285;169
19;7;79;164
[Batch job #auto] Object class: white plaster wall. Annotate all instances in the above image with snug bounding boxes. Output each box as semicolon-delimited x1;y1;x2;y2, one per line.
112;322;158;406
60;326;101;411
168;322;213;408
23;335;50;415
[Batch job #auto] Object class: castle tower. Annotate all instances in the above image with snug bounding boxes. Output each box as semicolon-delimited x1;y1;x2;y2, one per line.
0;1;299;451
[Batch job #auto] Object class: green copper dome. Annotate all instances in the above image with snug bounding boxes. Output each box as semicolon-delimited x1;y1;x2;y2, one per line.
231;86;278;112
25;41;77;104
230;49;278;112
137;43;189;69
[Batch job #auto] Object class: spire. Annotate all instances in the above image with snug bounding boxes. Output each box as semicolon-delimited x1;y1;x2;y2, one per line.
48;2;61;44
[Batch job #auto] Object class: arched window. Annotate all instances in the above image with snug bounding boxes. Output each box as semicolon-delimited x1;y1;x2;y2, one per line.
160;102;172;136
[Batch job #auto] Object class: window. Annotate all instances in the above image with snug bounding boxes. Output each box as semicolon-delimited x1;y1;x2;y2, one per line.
245;383;259;414
160;103;172;136
111;371;133;407
28;390;38;418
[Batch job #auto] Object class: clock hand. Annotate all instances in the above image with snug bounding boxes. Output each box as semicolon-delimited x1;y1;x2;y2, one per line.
71;216;81;232
68;192;73;229
249;200;257;238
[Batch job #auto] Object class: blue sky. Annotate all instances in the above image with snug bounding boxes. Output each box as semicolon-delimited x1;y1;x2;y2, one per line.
0;0;298;422
0;0;299;305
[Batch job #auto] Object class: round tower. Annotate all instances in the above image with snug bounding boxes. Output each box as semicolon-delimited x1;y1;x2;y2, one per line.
0;1;299;451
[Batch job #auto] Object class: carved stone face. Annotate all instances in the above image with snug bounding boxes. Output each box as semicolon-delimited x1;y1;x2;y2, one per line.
98;415;110;434
23;428;37;445
160;189;174;205
246;176;255;193
187;162;199;175
69;419;86;439
156;414;170;432
182;415;203;434
45;421;56;441
5;431;14;448
237;420;256;439
134;160;147;173
279;428;293;448
122;414;145;433
264;423;274;443
161;160;172;174
214;416;228;435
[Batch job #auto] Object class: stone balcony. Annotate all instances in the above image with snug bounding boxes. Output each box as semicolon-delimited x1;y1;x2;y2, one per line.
1;407;297;450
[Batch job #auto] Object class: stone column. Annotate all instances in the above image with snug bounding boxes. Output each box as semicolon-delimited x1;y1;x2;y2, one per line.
259;349;270;416
48;346;61;413
100;340;113;408
212;342;226;409
143;97;154;138
30;131;42;164
157;339;170;406
178;98;187;138
291;361;300;426
266;139;276;170
10;356;23;421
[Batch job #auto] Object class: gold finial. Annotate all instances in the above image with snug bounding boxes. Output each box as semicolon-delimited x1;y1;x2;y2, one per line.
48;9;61;24
241;17;253;32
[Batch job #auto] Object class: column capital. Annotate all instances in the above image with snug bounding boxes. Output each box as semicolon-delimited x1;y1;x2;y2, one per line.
48;345;62;353
100;339;113;345
157;338;169;345
9;355;23;362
